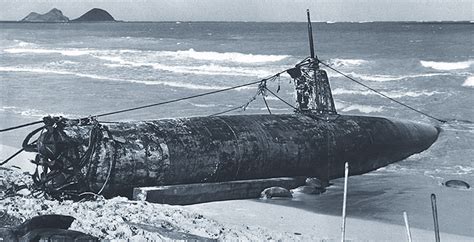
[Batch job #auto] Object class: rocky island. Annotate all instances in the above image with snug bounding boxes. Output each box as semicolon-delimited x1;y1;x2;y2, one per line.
72;8;115;22
20;8;116;23
21;8;69;22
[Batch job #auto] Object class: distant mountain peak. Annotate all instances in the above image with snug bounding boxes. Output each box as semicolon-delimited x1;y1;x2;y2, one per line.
21;8;69;22
73;8;115;22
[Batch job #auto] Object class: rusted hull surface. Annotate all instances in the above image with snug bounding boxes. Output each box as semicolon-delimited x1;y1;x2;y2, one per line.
58;114;439;196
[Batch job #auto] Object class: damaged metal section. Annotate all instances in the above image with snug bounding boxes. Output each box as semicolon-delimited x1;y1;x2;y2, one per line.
25;114;439;198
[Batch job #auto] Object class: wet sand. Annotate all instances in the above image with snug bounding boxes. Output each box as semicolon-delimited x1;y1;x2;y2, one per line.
190;199;472;241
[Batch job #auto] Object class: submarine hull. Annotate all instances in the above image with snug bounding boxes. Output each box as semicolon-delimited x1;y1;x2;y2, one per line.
37;114;439;197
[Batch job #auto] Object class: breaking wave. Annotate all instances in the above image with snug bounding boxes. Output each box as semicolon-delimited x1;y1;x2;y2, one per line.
341;104;384;113
4;47;94;56
99;56;274;77
0;66;239;90
4;46;288;64
187;102;218;108
462;76;474;87
13;40;36;47
420;60;473;71
0;106;77;118
330;72;451;82
332;88;440;98
158;48;289;63
329;58;368;67
334;101;384;113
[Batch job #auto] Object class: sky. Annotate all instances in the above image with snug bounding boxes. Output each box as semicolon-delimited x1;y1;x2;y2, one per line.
0;0;472;22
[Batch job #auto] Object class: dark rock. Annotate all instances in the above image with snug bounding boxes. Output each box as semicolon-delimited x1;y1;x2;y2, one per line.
295;185;326;195
1;214;98;241
20;228;99;241
305;177;328;188
261;187;292;199
444;180;470;189
73;8;115;22
13;214;75;236
21;8;69;22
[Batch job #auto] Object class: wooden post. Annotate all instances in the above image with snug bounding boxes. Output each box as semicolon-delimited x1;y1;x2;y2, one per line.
403;211;412;242
431;193;441;242
341;162;349;242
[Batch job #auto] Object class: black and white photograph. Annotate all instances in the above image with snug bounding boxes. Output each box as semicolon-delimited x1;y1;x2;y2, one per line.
0;0;472;240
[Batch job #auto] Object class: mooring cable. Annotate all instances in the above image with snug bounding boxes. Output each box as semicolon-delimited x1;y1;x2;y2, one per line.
264;87;298;110
0;120;43;133
319;61;447;123
209;106;245;117
86;69;290;119
0;71;285;132
0;148;25;166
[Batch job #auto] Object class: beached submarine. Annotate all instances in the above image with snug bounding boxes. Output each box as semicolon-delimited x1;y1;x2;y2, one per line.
22;60;440;199
20;12;440;199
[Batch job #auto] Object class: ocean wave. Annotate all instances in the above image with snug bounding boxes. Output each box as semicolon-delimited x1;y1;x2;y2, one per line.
329;58;368;67
420;60;473;71
158;48;289;64
334;101;384;113
13;39;36;47
151;63;273;77
4;47;93;56
0;66;241;90
4;46;288;64
98;56;274;77
0;106;77;118
462;76;474;87
332;88;440;98
330;72;451;82
187;102;218;108
341;104;384;113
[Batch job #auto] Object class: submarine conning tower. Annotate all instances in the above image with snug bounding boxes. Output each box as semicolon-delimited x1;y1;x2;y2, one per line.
288;10;337;115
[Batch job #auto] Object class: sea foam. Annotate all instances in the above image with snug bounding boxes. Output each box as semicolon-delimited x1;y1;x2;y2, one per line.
420;60;473;71
4;46;289;64
97;55;274;77
159;48;289;64
330;72;451;82
0;66;238;90
334;101;384;113
332;88;440;98
462;76;474;87
0;106;76;118
341;104;384;113
330;58;368;67
4;47;93;56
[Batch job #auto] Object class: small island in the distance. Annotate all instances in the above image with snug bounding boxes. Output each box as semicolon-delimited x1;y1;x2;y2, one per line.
20;8;116;23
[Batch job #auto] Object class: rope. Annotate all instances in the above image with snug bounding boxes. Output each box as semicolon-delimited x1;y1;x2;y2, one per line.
262;96;272;115
319;61;447;123
209;78;274;117
0;148;25;166
264;87;298;110
209;106;244;117
0;120;43;133
93;75;284;118
0;69;290;132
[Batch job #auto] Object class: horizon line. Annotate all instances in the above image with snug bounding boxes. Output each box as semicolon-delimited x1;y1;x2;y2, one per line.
0;20;472;23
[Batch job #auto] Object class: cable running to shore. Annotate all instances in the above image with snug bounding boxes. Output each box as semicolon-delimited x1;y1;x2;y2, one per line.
319;61;447;123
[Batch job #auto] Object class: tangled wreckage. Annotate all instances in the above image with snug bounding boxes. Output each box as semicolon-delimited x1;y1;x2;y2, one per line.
5;11;440;201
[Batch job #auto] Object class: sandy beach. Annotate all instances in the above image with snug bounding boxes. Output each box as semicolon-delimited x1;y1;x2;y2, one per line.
1;150;472;241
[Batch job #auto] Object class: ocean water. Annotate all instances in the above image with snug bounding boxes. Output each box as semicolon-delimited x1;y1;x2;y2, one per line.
0;22;473;237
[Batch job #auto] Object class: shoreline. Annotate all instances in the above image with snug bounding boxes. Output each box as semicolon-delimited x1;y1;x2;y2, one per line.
189;199;472;241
